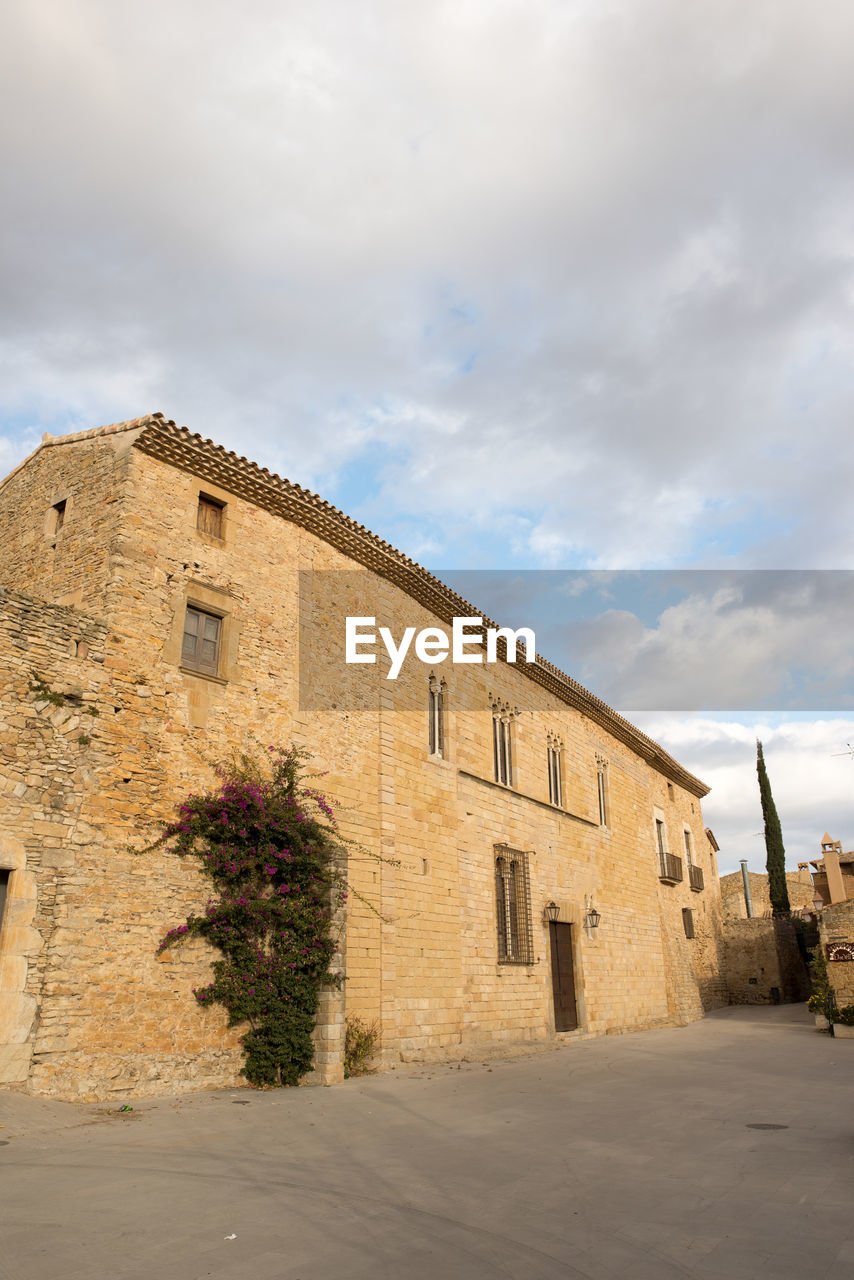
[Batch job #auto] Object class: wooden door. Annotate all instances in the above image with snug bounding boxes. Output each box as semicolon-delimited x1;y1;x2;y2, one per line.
549;921;578;1032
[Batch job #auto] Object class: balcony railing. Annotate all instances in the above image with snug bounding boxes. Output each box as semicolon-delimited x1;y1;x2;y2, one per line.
658;851;683;884
688;864;704;892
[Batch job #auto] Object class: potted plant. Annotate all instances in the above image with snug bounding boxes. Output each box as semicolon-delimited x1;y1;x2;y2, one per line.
831;1006;854;1039
807;991;830;1029
807;952;836;1030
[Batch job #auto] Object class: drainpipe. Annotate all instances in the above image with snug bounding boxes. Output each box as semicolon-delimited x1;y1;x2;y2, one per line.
740;860;755;919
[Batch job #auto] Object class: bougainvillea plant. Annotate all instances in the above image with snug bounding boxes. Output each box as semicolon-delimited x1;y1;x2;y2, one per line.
149;746;344;1086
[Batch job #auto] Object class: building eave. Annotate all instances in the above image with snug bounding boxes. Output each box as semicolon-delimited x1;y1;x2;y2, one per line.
132;416;709;799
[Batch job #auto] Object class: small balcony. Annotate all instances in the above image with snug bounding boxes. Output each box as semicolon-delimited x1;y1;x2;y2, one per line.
658;851;683;884
688;864;704;892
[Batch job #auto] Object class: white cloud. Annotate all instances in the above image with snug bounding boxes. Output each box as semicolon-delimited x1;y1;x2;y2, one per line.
566;574;854;710
1;1;853;569
2;1;853;869
630;713;854;877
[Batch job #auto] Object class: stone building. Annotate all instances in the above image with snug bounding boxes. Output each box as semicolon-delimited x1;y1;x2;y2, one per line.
800;834;854;907
720;869;816;921
819;899;854;1010
0;414;726;1101
719;871;814;1006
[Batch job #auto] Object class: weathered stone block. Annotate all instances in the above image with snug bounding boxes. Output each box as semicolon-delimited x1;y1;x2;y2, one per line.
0;1042;32;1083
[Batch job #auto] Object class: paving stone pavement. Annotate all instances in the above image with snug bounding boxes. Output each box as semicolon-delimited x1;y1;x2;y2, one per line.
1;1003;852;1280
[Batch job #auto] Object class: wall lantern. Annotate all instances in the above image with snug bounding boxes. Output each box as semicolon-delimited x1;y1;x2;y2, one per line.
585;906;602;929
545;901;560;923
812;894;824;912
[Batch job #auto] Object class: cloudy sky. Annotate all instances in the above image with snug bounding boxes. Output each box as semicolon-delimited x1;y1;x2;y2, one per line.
3;1;854;873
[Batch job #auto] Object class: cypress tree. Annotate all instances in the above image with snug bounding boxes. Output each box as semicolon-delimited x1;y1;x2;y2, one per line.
756;740;790;916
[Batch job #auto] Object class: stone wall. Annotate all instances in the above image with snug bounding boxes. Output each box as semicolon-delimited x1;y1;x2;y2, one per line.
721;869;815;921
722;917;809;1004
820;899;854;1008
0;423;728;1099
0;587;254;1096
0;425;141;614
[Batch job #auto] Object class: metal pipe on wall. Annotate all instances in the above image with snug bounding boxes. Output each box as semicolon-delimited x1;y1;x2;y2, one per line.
740;859;755;918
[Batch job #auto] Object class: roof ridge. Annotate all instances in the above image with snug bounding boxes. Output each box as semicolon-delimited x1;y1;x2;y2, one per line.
40;412;166;446
0;412;167;496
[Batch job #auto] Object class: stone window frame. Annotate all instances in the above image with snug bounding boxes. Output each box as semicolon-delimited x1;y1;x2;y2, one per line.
490;695;517;788
653;807;669;855
43;493;73;541
546;732;564;808
427;673;447;759
682;824;694;868
165;579;241;686
197;492;226;542
194;482;230;547
494;845;534;965
595;754;610;828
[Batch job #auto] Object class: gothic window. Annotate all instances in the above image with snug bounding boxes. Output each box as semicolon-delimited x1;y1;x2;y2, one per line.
428;676;446;757
547;736;563;807
491;698;516;787
596;757;609;826
495;847;534;964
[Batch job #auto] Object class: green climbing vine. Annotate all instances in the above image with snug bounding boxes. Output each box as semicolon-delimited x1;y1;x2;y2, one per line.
806;948;837;1022
146;746;344;1086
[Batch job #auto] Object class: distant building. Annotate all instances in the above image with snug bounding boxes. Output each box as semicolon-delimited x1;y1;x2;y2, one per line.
718;868;813;1005
720;869;815;921
800;834;854;906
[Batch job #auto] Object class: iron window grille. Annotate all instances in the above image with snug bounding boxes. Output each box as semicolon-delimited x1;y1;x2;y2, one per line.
494;846;534;964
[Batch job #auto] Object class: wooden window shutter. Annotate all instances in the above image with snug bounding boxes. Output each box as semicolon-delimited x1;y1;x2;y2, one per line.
182;606;222;675
197;496;224;538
